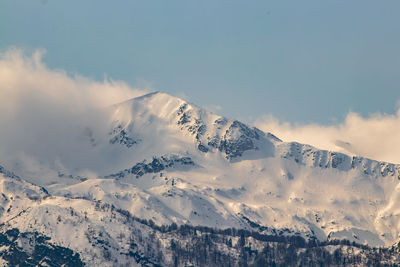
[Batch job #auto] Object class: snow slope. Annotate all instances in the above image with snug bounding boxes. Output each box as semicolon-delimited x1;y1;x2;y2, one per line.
2;91;400;259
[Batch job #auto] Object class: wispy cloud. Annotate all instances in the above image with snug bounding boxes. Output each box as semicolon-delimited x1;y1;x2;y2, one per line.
0;48;148;179
204;104;222;113
255;110;400;164
0;48;146;112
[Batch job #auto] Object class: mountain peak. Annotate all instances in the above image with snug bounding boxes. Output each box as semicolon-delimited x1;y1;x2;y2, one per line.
132;91;162;100
132;91;186;103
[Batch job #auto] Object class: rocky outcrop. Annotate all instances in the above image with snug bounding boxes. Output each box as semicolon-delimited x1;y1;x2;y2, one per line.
106;155;195;178
217;120;264;159
109;124;139;148
176;102;271;159
277;142;400;178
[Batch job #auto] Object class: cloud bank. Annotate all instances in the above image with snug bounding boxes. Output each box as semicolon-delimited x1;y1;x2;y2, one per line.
0;48;147;179
0;48;146;112
255;110;400;164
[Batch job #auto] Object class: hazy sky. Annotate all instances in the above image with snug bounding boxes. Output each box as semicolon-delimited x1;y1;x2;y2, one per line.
2;0;400;124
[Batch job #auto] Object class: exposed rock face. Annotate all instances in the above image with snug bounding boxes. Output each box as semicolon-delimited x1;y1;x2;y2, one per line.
109;123;139;148
177;103;210;153
218;120;264;159
277;142;400;178
176;102;272;159
106;154;195;178
0;165;20;180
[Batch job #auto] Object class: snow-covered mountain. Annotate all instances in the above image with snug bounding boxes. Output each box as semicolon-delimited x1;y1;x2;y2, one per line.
2;91;400;265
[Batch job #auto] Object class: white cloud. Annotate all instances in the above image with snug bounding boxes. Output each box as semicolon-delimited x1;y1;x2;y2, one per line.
175;91;190;102
0;48;148;178
0;48;146;112
255;110;400;164
204;104;222;113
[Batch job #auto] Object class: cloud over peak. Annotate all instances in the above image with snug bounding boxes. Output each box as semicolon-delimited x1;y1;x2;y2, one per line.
0;48;147;113
255;109;400;164
0;48;148;177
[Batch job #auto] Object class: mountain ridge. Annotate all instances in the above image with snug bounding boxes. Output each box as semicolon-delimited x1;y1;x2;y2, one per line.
118;91;400;178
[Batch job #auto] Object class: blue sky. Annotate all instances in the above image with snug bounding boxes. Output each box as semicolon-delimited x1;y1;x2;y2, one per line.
2;0;400;124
